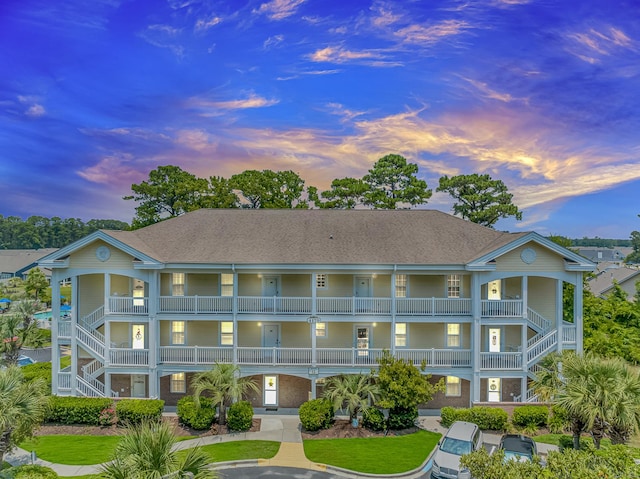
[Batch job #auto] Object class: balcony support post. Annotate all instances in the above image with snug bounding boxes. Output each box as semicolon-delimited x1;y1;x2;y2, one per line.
471;272;481;404
575;272;584;353
104;273;111;314
556;279;564;354
51;270;61;395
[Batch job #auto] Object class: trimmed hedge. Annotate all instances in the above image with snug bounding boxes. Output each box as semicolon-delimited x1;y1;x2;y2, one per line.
20;363;52;394
0;465;59;478
299;398;334;432
512;405;549;429
388;406;418;430
177;396;216;430
46;396;113;425
227;401;254;432
440;406;508;431
115;399;164;425
362;407;386;432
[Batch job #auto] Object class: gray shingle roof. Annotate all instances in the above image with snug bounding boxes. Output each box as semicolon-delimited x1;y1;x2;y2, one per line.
103;209;527;266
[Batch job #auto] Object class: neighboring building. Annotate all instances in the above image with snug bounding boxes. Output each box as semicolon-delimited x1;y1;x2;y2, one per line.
587;266;640;300
577;247;631;265
0;248;57;281
39;209;594;408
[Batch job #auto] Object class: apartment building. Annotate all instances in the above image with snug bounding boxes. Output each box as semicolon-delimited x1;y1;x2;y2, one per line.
39;209;594;408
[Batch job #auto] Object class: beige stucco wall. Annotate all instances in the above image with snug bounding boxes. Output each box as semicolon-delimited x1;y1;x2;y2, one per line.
405;322;471;349
409;275;446;297
78;274;104;317
317;274;353;297
187;274;218;295
238;274;262;296
496;243;565;272
110;274;131;296
237;321;261;347
280;322;311;347
111;322;131;347
281;274;311;296
373;275;391;297
528;276;557;323
69;240;134;269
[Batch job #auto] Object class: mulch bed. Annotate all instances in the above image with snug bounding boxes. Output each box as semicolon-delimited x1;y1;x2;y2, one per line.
35;416;262;437
301;419;420;439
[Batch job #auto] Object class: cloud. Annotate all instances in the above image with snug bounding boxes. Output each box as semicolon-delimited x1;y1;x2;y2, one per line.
395;20;471;45
76;153;142;185
253;0;306;20
138;24;185;57
187;93;279;115
565;25;637;63
18;95;46;118
195;16;222;32
458;76;523;103
308;45;400;66
263;34;284;49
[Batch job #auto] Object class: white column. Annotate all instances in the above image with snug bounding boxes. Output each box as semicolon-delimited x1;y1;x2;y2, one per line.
104;273;111;314
311;273;317;315
471;273;481;404
105;372;112;398
391;272;396;355
51;271;61;394
311;318;317;367
70;275;79;396
521;319;528;372
232;271;238;365
575;272;584;354
310;377;317;400
521;276;528;318
556;279;564;353
520;376;528;403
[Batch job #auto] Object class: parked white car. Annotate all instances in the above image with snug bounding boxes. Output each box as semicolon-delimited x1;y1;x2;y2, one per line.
431;421;483;479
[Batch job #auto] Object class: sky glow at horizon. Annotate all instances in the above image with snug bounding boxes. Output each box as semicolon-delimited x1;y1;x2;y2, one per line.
1;0;639;238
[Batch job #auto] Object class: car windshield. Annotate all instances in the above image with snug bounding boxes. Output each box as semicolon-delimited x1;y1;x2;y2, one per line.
440;437;472;455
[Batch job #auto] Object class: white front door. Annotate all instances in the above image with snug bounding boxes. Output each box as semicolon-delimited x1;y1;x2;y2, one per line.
488;378;501;402
489;328;501;353
264;375;278;406
263;323;280;348
132;324;145;349
356;326;370;357
355;277;371;297
131;375;146;398
488;280;501;300
264;276;279;296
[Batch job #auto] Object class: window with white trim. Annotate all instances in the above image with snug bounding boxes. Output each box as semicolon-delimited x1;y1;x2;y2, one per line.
221;321;234;346
395;274;407;298
172;273;185;297
447;323;461;348
221;273;234;297
170;373;186;393
171;321;185;345
446;376;461;396
315;322;327;337
395;322;407;347
447;274;461;298
316;274;327;289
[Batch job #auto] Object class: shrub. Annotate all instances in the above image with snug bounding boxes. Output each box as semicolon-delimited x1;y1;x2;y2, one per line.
299;398;333;432
227;401;254;432
548;404;569;434
20;363;52;394
387;406;418;430
362;407;386;432
98;407;118;427
46;396;112;425
558;435;575;451
440;406;508;431
0;465;59;478
511;405;549;429
176;396;216;430
115;399;164;425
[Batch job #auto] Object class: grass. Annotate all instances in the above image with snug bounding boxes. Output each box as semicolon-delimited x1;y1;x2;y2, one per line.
303;429;441;474
19;435;121;465
535;433;640;458
176;440;280;462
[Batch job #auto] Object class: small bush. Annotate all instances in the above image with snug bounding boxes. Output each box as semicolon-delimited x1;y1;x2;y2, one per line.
0;465;59;478
98;407;118;427
511;405;549;429
115;399;164;425
20;363;52;394
362;407;386;432
440;406;508;431
558;435;575;451
299;398;333;432
227;401;254;432
387;406;418;430
548;404;569;434
46;396;113;425
177;396;216;430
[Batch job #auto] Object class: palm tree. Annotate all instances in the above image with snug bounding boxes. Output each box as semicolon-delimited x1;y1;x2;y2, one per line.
605;362;640;445
0;311;46;366
530;352;564;402
323;374;379;426
101;420;216;479
191;363;259;426
0;366;49;463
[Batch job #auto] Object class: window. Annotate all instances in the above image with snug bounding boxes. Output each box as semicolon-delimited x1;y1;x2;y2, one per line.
171;321;185;345
395;274;407;298
221;321;234;346
315;322;326;337
316;274;327;289
172;273;185;297
133;280;145;306
170;373;186;393
446;376;461;396
447;274;461;298
447;323;461;348
395;322;407;347
221;273;234;297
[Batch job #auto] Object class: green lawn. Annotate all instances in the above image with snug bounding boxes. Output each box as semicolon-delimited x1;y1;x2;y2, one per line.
303;429;440;474
176;440;280;462
20;436;121;465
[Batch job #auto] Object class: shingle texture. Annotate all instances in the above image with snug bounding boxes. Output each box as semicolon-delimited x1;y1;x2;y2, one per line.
103;209;528;265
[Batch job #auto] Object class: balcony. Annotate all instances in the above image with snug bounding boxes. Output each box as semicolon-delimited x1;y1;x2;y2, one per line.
107;295;511;317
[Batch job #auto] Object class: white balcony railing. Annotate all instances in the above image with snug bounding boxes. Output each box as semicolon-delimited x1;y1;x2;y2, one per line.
238;297;313;314
480;352;522;370
58;372;71;389
159;296;233;314
59;320;71;338
562;324;577;343
109;297;148;314
396;298;472;316
109;348;149;366
159;346;233;364
395;348;472;367
237;347;314;365
481;300;523;317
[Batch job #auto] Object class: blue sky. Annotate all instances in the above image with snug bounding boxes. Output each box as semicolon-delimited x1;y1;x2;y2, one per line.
1;0;639;238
